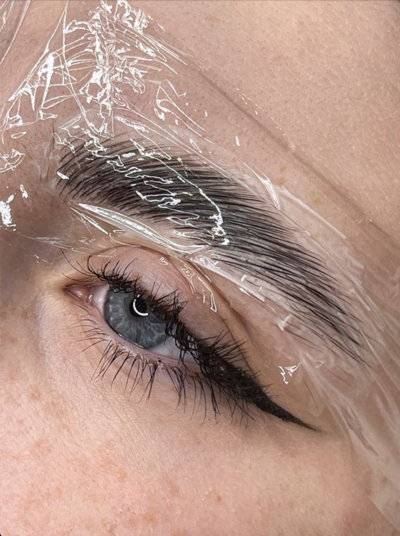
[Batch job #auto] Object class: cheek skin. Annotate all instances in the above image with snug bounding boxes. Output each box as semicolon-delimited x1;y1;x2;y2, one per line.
0;291;393;536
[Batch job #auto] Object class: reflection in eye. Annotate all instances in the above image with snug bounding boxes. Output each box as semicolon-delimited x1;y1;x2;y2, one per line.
68;256;314;429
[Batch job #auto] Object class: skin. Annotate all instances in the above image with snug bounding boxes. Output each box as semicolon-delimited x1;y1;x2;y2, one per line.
1;1;399;535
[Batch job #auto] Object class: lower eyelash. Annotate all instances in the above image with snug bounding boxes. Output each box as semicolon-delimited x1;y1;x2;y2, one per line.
79;311;253;422
65;255;314;429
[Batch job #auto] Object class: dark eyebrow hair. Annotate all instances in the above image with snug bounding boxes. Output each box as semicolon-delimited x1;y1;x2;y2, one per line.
55;139;363;361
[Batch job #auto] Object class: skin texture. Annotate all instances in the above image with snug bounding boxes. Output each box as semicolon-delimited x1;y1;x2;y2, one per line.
0;1;399;535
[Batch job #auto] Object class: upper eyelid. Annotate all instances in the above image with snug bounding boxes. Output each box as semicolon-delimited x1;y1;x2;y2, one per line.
54;139;363;364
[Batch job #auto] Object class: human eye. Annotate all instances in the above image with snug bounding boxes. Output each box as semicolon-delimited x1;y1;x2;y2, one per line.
64;247;312;429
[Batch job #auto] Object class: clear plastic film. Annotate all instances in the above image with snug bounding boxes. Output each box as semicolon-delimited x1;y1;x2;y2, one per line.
0;0;399;531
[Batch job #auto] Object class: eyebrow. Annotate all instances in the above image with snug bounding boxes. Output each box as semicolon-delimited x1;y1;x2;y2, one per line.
55;139;363;362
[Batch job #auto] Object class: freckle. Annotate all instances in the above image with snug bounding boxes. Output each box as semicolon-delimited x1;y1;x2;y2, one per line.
143;512;156;525
32;438;53;457
21;308;29;320
0;334;17;346
169;480;180;497
77;454;91;473
216;494;222;504
84;520;96;532
117;468;127;483
280;165;287;173
44;399;67;420
105;522;118;535
52;486;63;500
30;387;42;401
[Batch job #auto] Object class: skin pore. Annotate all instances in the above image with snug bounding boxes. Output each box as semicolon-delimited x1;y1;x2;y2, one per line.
0;2;399;535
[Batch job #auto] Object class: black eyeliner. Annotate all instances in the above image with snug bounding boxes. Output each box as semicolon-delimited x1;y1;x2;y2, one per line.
70;256;314;429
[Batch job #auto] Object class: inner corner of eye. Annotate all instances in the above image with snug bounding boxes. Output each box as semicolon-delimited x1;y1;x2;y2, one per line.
66;282;106;309
66;284;89;301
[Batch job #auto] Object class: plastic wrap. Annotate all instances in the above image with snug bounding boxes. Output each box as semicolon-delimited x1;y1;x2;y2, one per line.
1;0;399;531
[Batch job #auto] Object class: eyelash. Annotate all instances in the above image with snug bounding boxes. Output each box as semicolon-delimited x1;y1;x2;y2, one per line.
66;256;314;429
69;258;257;421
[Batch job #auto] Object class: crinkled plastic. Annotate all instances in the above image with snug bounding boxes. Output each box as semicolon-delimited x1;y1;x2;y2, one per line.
1;0;399;530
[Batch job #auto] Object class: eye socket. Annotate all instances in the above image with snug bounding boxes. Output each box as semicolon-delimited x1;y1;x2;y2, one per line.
64;251;314;428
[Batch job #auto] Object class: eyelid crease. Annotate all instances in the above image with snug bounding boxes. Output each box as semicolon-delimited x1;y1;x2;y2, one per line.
56;139;364;364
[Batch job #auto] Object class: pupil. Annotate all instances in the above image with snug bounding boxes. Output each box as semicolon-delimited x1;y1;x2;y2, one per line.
131;296;148;317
